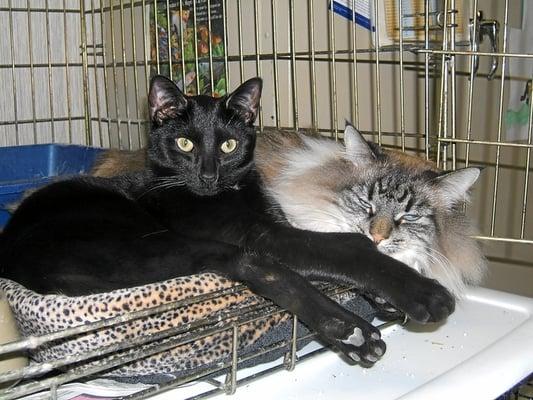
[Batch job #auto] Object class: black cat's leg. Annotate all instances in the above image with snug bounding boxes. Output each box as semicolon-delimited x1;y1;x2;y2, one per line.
245;224;455;324
199;251;386;365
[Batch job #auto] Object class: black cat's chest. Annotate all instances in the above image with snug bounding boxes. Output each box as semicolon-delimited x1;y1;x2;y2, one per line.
138;170;268;244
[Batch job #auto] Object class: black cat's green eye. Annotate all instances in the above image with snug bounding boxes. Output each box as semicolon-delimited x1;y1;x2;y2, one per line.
176;137;194;152
221;139;238;154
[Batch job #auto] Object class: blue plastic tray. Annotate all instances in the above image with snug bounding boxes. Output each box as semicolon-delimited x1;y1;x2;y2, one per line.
0;144;103;228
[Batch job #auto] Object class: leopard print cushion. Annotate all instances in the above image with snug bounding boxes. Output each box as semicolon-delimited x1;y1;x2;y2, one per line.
0;273;289;378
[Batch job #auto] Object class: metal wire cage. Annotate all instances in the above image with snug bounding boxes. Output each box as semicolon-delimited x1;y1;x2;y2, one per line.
0;0;532;399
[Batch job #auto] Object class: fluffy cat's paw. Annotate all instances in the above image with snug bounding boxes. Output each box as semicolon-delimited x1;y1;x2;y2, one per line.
383;276;455;323
320;316;386;366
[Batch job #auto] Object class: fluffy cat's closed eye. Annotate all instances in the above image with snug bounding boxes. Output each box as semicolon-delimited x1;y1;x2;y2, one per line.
256;125;486;297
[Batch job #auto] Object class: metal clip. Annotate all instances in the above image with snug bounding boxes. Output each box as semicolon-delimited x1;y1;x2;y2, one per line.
469;10;500;80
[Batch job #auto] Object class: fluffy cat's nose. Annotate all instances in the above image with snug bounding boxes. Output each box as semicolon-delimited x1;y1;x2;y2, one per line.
371;232;386;244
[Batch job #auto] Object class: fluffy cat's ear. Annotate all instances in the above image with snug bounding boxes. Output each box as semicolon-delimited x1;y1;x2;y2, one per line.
343;124;376;164
149;75;188;125
226;77;263;125
433;167;482;205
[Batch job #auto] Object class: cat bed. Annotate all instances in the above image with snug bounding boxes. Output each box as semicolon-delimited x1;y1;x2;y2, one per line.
0;274;375;384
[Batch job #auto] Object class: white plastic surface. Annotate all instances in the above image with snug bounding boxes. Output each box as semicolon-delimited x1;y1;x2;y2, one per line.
153;287;533;399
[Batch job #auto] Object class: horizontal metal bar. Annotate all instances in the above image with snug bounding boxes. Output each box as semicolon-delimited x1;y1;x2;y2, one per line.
416;49;533;59
473;236;533;245
0;7;79;13
98;117;148;125
0;63;84;69
0;116;85;127
438;137;533;149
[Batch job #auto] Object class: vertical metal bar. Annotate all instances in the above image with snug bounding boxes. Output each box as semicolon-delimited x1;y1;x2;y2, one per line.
119;0;133;148
222;0;229;91
80;0;93;145
520;82;533;238
130;0;142;147
289;0;298;131
64;0;73;142
109;0;123;148
153;0;160;74
178;0;187;91
253;0;263;130
8;0;19;145
224;325;239;395
45;0;56;142
271;0;280;128
449;0;457;170
99;0;112;145
423;0;429;160
90;0;104;146
436;0;449;168
207;0;215;96
490;0;510;236
372;0;382;144
165;0;173;80
283;315;298;371
465;0;479;167
192;0;200;94
398;0;405;151
26;0;38;143
309;0;318;131
329;0;338;139
142;0;150;94
350;0;359;128
50;383;58;400
237;0;244;84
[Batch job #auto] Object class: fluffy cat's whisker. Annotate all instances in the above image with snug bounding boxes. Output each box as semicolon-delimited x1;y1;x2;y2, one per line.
411;246;465;297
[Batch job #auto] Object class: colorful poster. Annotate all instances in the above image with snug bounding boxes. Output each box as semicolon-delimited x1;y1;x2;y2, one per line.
150;0;226;97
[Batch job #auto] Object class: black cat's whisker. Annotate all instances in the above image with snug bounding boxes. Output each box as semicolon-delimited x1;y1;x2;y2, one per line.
138;180;187;198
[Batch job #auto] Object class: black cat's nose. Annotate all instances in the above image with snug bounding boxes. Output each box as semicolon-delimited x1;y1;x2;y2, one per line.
200;172;218;183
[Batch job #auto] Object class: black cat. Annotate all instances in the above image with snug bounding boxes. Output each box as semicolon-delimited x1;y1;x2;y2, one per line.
0;76;454;365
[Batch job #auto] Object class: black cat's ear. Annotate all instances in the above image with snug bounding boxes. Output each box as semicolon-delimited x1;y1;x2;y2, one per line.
432;167;482;205
343;124;377;165
148;75;188;126
225;77;263;125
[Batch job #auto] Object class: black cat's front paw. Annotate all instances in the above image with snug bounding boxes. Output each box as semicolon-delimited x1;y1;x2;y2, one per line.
383;276;455;323
368;295;405;321
320;316;386;366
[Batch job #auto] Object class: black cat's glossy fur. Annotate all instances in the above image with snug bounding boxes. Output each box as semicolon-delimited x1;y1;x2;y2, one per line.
0;76;454;365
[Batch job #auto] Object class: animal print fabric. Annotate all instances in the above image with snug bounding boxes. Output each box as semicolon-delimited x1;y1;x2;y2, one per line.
0;273;289;378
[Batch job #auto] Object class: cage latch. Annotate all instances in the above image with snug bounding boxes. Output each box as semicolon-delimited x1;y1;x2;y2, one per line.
469;10;500;80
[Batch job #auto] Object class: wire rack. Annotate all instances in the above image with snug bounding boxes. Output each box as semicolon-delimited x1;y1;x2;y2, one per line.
0;0;532;399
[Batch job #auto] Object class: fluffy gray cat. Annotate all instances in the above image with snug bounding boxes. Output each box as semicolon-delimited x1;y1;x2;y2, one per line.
256;125;486;297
